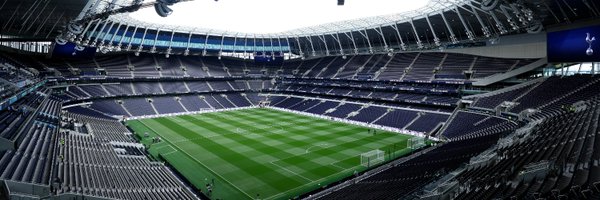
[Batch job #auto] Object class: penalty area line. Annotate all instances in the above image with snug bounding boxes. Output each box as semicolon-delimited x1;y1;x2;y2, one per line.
263;165;357;200
329;162;349;171
270;161;315;182
161;149;179;156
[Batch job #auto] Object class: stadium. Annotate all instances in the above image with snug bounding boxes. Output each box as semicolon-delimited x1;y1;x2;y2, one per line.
0;0;599;199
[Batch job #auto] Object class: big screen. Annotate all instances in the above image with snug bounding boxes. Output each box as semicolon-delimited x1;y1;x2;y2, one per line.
51;42;97;59
547;25;600;62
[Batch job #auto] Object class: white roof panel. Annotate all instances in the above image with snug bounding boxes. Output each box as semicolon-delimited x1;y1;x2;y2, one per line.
108;0;467;37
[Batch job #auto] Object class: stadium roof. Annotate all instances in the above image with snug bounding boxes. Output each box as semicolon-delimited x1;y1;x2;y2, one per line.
3;0;598;57
114;0;462;37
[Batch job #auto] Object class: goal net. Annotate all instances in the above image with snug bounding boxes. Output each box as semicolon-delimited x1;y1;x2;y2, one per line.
408;137;426;150
360;149;385;167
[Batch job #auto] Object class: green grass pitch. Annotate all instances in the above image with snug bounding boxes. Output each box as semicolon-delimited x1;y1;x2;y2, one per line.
126;108;416;200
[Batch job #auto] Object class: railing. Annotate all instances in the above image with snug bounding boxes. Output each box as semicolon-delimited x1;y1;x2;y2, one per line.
0;80;46;111
303;145;439;200
0;39;51;54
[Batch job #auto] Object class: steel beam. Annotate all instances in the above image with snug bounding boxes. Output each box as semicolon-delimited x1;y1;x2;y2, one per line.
440;11;458;44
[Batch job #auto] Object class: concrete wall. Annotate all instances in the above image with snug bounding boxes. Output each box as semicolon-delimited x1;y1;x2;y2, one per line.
4;180;51;199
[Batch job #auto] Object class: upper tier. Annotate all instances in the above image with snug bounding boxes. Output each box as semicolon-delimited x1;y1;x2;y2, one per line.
12;53;538;81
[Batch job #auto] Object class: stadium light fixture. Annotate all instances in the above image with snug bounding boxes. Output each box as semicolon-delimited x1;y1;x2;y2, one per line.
165;47;172;58
68;23;83;35
75;45;85;52
135;45;143;56
154;0;181;17
489;37;499;45
66;23;83;42
55;36;68;45
155;4;172;17
387;48;394;57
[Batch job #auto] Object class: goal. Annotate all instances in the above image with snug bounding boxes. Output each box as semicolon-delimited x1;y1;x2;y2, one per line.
360;149;385;167
408;137;426;150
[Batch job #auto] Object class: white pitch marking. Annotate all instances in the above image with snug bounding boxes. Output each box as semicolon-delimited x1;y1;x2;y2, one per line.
305;143;330;153
139;120;255;199
270;161;314;182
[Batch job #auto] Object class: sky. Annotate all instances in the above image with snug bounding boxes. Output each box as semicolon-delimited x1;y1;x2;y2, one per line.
129;0;430;34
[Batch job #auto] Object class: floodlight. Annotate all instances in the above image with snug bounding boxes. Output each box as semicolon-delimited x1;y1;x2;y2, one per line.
154;0;181;17
154;3;173;17
75;45;85;52
68;23;83;35
481;0;499;11
55;36;68;45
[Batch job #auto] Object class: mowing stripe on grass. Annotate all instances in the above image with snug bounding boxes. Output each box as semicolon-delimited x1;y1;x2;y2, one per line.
155;116;307;192
129;108;417;200
177;115;318;184
138;119;255;199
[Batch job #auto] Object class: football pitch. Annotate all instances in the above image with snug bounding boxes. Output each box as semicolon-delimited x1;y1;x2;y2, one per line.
127;108;417;200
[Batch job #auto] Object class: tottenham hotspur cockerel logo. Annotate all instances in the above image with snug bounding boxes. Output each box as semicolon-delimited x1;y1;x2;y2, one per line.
587;33;596;56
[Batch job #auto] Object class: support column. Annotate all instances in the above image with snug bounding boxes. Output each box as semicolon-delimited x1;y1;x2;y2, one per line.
184;31;192;56
391;23;407;51
440;12;458;44
126;26;139;51
425;15;441;46
455;7;475;41
409;18;423;49
150;29;160;53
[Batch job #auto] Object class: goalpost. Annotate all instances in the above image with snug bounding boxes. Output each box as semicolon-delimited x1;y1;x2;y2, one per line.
360;149;385;168
408;137;426;150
